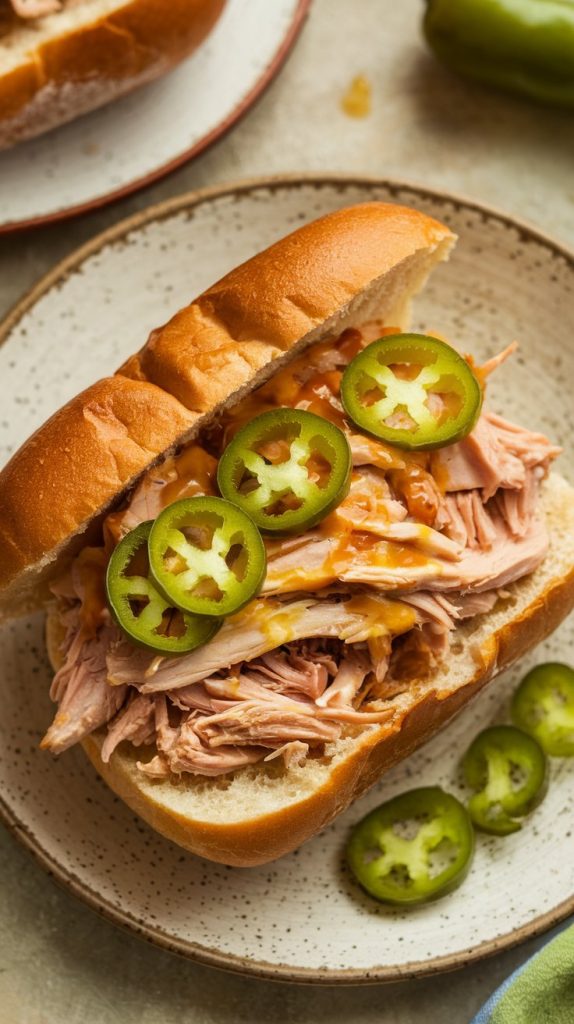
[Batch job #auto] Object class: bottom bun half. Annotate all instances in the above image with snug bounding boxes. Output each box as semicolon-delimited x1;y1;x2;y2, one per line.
48;473;574;866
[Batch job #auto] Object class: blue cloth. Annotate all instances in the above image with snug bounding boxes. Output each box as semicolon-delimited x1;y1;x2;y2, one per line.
470;921;574;1023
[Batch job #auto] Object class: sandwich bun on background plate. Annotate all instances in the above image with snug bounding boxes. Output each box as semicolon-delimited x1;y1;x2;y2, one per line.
0;176;573;980
0;0;311;230
0;0;227;150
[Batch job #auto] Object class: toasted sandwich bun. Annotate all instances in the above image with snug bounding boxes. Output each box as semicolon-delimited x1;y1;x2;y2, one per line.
6;199;574;867
0;202;455;618
0;0;226;149
45;472;574;865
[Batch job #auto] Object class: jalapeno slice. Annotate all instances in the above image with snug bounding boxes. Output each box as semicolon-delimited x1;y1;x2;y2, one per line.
346;787;474;905
106;522;220;654
148;496;266;617
512;663;574;757
462;725;547;835
341;333;482;450
217;408;352;534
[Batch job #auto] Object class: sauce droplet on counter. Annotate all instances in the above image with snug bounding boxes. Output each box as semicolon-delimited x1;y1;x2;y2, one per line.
341;75;372;118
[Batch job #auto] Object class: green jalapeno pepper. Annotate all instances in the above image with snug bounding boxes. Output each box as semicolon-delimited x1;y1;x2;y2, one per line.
217;408;352;534
462;725;547;835
512;663;574;756
340;334;482;451
346;787;474;905
424;0;574;111
106;522;220;654
148;496;266;617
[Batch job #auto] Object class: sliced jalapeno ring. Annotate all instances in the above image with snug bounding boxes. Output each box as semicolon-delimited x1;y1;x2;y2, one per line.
346;786;474;905
217;408;352;534
512;663;574;757
148;497;266;618
462;725;547;836
106;522;220;655
341;333;482;451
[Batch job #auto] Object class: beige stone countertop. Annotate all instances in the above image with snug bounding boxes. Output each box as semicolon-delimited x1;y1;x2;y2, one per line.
1;1;573;1020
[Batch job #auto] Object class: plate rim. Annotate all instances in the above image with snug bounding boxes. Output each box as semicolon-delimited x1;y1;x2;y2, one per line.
1;172;573;984
0;0;312;235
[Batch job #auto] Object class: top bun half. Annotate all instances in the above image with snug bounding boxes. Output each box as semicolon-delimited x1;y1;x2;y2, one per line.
0;202;455;618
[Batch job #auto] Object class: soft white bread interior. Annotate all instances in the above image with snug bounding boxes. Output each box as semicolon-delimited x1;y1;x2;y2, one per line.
0;0;226;149
45;473;574;866
0;202;455;619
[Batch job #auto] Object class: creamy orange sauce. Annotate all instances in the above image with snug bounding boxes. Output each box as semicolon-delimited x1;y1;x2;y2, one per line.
429;451;451;495
345;595;417;634
104;445;218;546
73;547;108;634
51;546;108;637
263;556;336;596
327;532;429;576
64;324;449;628
219;328;387;438
221;338;347;437
389;464;438;524
263;516;433;597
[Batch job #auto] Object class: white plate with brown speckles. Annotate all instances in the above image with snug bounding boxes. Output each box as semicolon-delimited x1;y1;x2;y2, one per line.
0;0;310;233
1;175;573;983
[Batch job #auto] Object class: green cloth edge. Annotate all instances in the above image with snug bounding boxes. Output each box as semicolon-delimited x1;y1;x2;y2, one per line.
492;923;574;1023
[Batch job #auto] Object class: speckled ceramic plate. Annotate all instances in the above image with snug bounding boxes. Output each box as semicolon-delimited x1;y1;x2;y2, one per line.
0;0;310;233
1;176;573;983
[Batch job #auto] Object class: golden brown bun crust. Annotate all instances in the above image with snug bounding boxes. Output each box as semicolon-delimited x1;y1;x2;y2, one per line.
0;376;195;607
120;202;453;411
0;202;454;615
0;0;226;147
78;556;574;866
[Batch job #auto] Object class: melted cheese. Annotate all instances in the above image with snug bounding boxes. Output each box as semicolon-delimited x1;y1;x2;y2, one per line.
344;595;417;635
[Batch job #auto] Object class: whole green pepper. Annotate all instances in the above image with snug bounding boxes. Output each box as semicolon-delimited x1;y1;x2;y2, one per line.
423;0;574;110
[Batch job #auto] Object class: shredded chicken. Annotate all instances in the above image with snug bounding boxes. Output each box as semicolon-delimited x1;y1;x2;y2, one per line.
435;409;559;500
264;741;309;769
101;693;156;764
390;622;451;682
478;341;518;379
194;702;342;748
248;650;329;701
41;614;126;755
443;491;499;550
399;591;460;630
110;597;414;694
495;467;541;539
262;521;463;597
43;338;560;778
315;649;371;709
349;434;403;471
